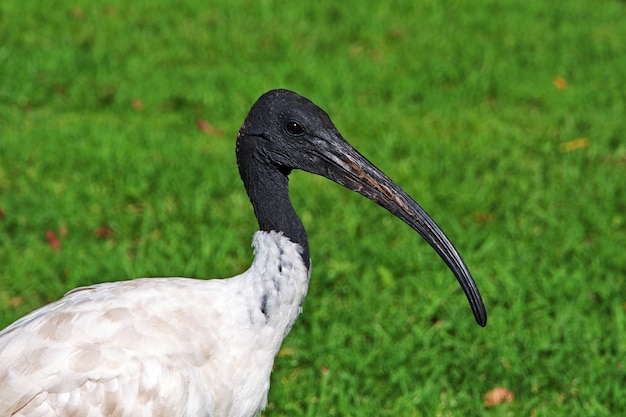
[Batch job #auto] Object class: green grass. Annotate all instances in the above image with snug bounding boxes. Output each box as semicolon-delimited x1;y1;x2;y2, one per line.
1;0;625;415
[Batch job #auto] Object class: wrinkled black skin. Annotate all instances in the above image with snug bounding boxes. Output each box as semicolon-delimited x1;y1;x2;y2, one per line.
236;89;487;326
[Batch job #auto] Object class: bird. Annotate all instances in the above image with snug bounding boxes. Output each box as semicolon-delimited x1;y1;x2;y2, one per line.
0;89;487;417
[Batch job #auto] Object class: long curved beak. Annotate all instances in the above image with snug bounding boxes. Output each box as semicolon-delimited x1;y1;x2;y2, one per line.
306;134;487;327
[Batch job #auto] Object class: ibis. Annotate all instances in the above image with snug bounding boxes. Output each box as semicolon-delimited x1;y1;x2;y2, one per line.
0;89;486;417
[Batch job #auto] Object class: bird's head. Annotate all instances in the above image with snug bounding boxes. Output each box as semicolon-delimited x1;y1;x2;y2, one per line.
237;89;347;176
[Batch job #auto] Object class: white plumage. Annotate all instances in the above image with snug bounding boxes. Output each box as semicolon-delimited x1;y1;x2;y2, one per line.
0;232;308;417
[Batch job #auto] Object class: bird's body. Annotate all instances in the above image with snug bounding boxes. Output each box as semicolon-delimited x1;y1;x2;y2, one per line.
1;232;308;417
0;89;486;416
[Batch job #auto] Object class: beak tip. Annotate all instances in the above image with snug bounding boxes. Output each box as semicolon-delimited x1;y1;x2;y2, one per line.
474;307;487;327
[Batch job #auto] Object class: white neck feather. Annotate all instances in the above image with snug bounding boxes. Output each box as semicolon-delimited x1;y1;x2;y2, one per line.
238;231;311;338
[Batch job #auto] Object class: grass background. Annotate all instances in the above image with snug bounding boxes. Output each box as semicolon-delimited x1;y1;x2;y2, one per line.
1;0;625;415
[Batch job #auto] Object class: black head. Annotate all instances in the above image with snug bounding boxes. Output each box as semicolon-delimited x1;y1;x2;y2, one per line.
237;89;347;175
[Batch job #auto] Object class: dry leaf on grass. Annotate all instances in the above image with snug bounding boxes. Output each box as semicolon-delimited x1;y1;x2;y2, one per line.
553;75;568;90
483;387;514;407
560;137;589;152
196;119;224;135
46;230;61;251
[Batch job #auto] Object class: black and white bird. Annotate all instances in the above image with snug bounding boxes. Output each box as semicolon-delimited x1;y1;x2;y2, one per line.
0;89;486;416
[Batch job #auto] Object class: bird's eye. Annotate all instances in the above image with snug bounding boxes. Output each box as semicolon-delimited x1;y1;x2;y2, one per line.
284;121;305;136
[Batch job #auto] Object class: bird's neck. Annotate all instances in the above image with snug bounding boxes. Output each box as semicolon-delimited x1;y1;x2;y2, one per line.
238;143;310;269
